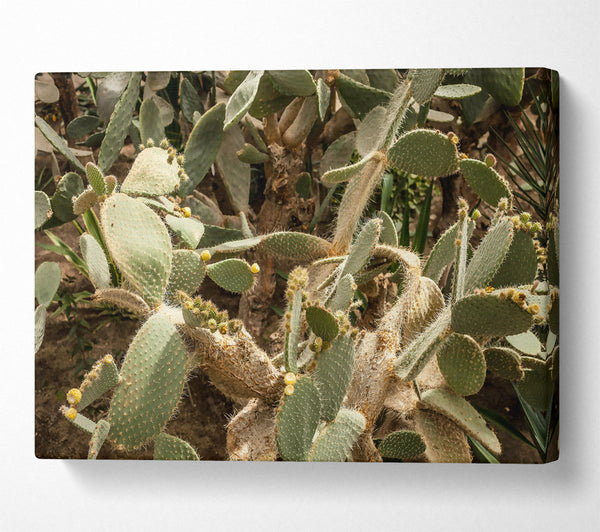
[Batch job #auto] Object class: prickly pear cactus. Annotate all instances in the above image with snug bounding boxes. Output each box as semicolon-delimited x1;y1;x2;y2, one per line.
50;68;556;463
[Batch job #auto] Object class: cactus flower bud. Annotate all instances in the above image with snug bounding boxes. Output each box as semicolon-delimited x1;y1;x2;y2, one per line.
251;263;260;274
65;407;77;421
284;384;295;396
67;388;82;405
484;154;496;167
103;354;114;364
284;372;297;386
181;207;191;218
200;250;211;261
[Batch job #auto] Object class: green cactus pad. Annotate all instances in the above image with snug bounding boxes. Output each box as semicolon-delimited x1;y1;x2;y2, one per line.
107;312;188;449
367;69;399;92
516;357;552;411
215;124;251;212
66;412;97;434
276;376;321;461
181;102;226;193
419;388;501;454
388;129;459;178
206;258;254;293
341;218;382;277
547;225;559;287
395;307;451;381
259;232;331;261
408;68;445;104
78;355;120;410
506;331;541;356
139;98;164;146
35;261;61;308
101;193;173;306
490;228;537;288
167;249;206;295
378;430;426;460
165;215;204;249
466;68;524;107
98;72;142;173
268;70;316;96
208;236;264;257
198;225;244;248
335;72;391;119
308;408;366;462
35;190;52;229
434;84;482;100
73;187;99;216
355;106;387;157
66;115;101;139
284;289;303;374
295;172;312;199
321;151;382;185
224;70;264;130
460;159;512;207
313;335;356;421
180;78;203;123
93;288;151;316
377;210;398;247
237;143;270;164
414;409;472;463
34;305;46;353
154;433;199;460
88;420;110;460
80;234;110;290
452;214;470;302
451;293;533;337
85;162;106;196
548;292;559;335
35;115;85;172
316;78;330;122
464;219;513;293
436;333;486;396
243;118;268;153
329;274;355;313
248;75;294;119
121;147;181;197
51;172;84;222
320;131;357;176
484;347;523;381
423;218;475;283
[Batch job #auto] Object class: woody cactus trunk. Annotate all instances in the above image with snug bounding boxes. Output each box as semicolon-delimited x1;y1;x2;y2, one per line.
51;68;558;461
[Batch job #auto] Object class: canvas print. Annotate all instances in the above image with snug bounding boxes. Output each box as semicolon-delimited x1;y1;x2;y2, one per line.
34;68;559;462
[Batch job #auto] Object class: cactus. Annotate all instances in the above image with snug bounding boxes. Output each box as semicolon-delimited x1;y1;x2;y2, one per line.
154;433;199;460
50;69;556;463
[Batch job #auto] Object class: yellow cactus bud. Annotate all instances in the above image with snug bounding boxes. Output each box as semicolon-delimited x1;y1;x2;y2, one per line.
251;263;260;274
103;354;114;364
472;209;481;220
284;372;297;386
485;286;494;293
67;388;82;406
181;207;191;218
65;407;77;421
284;384;295;396
447;132;459;144
200;250;211;261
